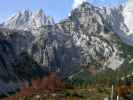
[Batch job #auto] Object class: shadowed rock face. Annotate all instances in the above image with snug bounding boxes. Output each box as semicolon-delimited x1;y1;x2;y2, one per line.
0;39;16;81
0;29;48;95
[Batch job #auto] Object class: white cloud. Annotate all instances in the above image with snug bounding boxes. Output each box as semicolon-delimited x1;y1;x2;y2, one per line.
72;0;87;9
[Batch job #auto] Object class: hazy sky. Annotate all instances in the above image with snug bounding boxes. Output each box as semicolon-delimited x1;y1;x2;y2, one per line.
0;0;126;23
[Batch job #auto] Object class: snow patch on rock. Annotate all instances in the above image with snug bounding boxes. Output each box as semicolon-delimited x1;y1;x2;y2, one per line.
123;0;133;35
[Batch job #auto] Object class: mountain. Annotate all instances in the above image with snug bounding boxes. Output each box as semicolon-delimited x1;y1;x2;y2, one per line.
3;9;54;31
57;2;125;70
0;1;133;95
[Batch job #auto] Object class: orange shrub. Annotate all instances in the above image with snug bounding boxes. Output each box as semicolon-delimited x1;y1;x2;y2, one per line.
116;84;133;97
5;72;65;100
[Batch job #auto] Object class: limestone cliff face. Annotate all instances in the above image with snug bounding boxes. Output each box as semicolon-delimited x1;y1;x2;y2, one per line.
3;9;54;31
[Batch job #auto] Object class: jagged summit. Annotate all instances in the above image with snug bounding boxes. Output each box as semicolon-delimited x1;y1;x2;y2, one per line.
76;2;95;9
3;9;55;30
71;2;99;15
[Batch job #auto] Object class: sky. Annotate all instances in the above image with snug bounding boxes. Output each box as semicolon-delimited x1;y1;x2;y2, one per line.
0;0;127;23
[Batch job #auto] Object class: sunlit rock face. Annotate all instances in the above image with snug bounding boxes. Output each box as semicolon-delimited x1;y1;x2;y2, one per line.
123;0;133;35
3;9;54;31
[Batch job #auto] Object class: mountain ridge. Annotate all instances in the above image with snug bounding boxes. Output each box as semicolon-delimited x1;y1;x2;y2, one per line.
0;1;133;96
2;9;54;31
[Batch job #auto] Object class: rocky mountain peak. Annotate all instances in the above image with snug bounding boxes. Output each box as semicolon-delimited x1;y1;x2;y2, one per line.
79;2;94;9
3;9;54;30
35;9;44;15
71;2;97;14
